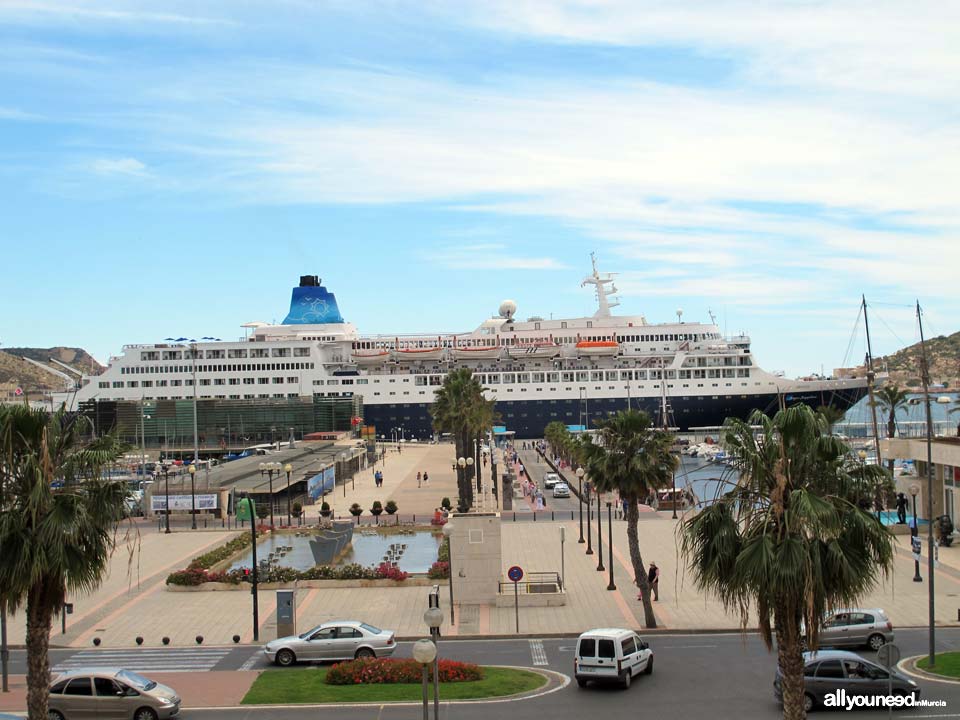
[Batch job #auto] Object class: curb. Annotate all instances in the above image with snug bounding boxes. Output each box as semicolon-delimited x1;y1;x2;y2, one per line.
898;655;960;685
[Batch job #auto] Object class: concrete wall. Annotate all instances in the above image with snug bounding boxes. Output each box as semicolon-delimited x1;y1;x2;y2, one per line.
448;512;501;606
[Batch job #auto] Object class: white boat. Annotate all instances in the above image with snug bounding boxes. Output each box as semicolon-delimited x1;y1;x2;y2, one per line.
575;340;619;356
392;347;445;362
506;342;560;359
452;345;502;360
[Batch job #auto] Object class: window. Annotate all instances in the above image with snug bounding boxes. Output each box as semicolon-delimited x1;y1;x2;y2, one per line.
64;678;93;696
199;378;211;386
94;677;120;696
251;348;269;358
294;347;310;357
272;348;291;358
620;637;637;655
287;377;298;384
50;679;69;694
578;638;596;657
273;377;285;384
597;639;616;659
258;377;270;385
815;660;845;679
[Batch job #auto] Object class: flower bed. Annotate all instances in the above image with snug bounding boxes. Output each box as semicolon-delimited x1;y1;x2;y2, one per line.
188;532;254;570
326;658;483;685
167;562;410;586
427;561;449;579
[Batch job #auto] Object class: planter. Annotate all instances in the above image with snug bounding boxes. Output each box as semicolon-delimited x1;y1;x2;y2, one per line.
166;576;442;592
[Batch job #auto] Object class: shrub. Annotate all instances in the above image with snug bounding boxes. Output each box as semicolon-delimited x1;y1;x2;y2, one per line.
186;532;253;571
437;538;449;562
256;505;269;520
371;501;383;516
384;500;398;515
440;497;452;510
167;567;245;586
376;563;409;581
326;658;483;685
320;501;331;515
427;561;449;579
349;503;363;516
292;502;302;518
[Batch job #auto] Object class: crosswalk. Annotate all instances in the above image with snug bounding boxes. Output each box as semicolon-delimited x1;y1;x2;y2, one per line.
529;639;548;666
53;647;232;674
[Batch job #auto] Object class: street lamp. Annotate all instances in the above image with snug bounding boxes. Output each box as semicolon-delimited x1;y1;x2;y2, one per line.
412;639;438;720
457;457;466;509
442;522;455;625
188;465;197;530
910;483;923;583
584;478;594;555
466;456;474;506
423;607;443;719
162;465;171;534
671;467;678;520
242;493;260;642
596;488;605;571
259;462;280;529
606;502;616;591
576;468;586;544
284;463;293;526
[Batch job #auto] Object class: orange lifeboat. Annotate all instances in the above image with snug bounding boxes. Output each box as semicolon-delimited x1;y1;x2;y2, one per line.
575;340;619;356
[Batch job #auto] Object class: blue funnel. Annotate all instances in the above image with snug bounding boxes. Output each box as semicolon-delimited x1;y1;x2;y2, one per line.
282;275;344;324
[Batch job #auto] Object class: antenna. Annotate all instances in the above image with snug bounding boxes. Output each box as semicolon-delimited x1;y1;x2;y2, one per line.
707;309;717;325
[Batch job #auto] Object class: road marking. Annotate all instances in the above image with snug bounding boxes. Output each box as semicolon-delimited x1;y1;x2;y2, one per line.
660;644;718;649
53;647;231;673
529;639;548;666
239;651;261;671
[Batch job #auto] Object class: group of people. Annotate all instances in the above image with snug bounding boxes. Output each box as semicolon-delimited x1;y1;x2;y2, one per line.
416;471;430;487
373;470;384;487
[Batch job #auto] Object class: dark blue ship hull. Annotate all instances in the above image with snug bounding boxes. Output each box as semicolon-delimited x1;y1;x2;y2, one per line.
362;385;868;440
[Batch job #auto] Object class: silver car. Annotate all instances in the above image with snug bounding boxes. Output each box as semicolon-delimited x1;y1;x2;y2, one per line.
264;620;396;666
48;668;180;720
805;608;894;651
774;650;918;713
552;482;571;498
543;473;561;488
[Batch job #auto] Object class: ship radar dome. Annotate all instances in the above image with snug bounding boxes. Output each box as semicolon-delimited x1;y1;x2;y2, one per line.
498;300;517;320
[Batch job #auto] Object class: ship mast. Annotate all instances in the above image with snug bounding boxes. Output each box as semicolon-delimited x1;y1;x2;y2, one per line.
862;296;883;467
581;253;619;318
917;300;936;667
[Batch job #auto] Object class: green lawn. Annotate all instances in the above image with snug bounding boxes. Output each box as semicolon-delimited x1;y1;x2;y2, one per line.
916;652;960;678
242;666;546;704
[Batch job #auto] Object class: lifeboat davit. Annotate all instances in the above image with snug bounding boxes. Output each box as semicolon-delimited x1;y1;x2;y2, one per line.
576;340;619;356
452;345;502;360
393;347;445;362
352;351;390;365
507;342;561;359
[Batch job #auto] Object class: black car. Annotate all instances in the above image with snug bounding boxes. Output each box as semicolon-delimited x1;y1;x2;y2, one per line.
773;650;918;713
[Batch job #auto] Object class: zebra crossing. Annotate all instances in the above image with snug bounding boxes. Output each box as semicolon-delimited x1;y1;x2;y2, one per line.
529;639;548;666
52;646;233;674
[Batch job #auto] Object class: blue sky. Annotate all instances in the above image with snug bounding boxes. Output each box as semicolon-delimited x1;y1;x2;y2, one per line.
1;1;958;376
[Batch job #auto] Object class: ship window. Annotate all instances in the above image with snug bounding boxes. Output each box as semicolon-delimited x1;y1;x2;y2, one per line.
586;321;592;328
561;322;567;329
487;374;500;384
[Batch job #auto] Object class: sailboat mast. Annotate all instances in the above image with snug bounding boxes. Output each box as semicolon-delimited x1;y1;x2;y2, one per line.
917;300;936;667
862;296;883;465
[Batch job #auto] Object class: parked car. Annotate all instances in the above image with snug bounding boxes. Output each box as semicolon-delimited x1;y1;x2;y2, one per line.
803;608;894;651
264;620;396;666
773;650;918;713
574;628;653;688
543;472;561;488
552;482;571;498
48;668;180;720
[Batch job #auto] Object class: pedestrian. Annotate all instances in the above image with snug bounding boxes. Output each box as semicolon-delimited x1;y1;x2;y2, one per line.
647;562;660;601
896;492;908;524
423;471;429;485
417;471;422;488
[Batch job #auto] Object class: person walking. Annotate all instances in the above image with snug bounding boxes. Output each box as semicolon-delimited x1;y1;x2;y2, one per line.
646;562;660;601
423;471;429;485
417;471;422;488
896;492;908;524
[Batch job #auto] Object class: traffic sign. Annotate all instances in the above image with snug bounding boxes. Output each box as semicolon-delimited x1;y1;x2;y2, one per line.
14;387;22;396
877;643;900;668
507;565;524;582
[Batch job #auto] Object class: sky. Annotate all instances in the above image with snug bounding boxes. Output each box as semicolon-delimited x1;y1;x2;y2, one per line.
1;1;958;377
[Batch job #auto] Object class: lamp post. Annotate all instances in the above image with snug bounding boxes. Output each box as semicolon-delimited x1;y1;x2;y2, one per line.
284;463;293;526
259;462;280;529
412;639;438;720
910;483;923;583
188;465;197;530
606;501;616;590
423;608;443;719
244;494;259;641
596;489;605;571
466;456;474;507
457;457;466;509
162;465;171;534
671;466;678;520
576;468;585;544
442;522;455;625
585;479;594;555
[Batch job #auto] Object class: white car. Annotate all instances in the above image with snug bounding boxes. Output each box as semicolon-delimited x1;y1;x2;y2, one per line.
575;628;653;688
543;472;561;488
552;482;571;498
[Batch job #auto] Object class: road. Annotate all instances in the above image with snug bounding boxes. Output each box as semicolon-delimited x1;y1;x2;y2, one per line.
9;629;960;718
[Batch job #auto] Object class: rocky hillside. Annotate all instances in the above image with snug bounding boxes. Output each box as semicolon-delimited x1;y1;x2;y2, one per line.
879;331;960;388
0;347;103;398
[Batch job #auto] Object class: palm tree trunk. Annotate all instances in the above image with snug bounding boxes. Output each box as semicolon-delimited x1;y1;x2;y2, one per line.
887;414;896;477
625;497;657;629
26;584;55;720
774;601;806;720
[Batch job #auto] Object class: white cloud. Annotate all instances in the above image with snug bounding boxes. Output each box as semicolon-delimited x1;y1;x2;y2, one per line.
89;157;147;176
0;0;235;26
432;244;569;270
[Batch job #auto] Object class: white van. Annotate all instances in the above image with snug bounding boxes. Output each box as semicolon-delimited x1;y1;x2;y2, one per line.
574;628;653;688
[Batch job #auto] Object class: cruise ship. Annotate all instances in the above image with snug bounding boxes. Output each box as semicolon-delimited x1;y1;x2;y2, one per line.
58;261;868;439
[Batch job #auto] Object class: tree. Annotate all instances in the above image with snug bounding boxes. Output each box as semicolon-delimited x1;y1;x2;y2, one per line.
815;404;846;435
680;405;894;720
870;384;911;474
0;405;129;720
579;411;677;628
430;369;496;509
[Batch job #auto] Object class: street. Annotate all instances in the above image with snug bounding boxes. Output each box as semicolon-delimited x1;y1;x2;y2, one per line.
8;629;960;718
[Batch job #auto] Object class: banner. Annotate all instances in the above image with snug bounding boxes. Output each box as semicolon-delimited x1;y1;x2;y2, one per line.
307;466;337;502
151;494;219;512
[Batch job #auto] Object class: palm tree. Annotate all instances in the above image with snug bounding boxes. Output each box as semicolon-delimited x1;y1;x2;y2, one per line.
430;369;493;510
870;384;911;474
815;404;846;435
0;405;129;720
579;411;677;628
680;405;894;719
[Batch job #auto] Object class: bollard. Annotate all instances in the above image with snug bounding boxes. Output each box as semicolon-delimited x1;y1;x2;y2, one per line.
552;511;555;521
93;637;101;646
162;637;170;646
233;635;241;644
195;635;204;645
158;518;162;532
513;512;516;522
135;637;143;646
533;511;537;522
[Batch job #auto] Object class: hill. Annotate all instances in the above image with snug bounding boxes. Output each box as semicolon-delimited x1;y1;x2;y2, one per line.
879;331;960;388
0;347;104;399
